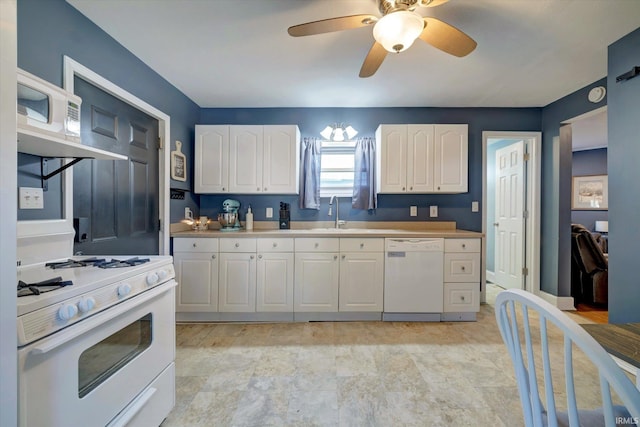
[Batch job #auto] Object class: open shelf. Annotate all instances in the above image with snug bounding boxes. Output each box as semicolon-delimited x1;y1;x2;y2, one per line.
18;128;127;161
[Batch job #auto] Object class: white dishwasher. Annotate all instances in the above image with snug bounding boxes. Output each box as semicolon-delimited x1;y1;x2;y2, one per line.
383;238;444;321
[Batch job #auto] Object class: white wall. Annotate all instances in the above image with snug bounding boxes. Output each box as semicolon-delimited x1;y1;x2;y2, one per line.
0;0;18;425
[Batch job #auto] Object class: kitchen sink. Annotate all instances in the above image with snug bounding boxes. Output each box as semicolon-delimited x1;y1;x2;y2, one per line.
309;228;398;233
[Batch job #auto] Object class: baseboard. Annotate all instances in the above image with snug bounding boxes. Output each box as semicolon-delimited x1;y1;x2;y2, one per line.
538;291;575;311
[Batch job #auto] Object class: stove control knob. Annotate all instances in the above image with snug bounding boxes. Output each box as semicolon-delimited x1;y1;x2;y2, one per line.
158;270;168;280
77;297;96;313
146;272;159;286
58;304;78;321
117;283;132;297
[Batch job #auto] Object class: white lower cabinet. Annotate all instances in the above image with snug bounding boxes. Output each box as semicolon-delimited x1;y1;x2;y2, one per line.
443;238;480;314
173;238;219;312
219;252;256;312
256;238;294;312
294;238;340;312
338;238;384;312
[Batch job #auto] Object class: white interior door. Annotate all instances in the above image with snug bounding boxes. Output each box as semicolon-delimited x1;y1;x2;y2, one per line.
494;141;525;289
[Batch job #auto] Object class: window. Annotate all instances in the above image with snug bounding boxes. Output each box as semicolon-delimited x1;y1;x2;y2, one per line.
320;141;355;197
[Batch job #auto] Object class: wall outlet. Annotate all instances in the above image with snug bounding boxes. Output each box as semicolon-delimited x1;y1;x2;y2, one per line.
266;207;273;218
410;206;417;217
429;205;438;218
19;187;44;209
472;201;479;212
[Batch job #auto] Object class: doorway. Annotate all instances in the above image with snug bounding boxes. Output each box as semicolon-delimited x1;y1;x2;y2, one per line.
482;132;541;302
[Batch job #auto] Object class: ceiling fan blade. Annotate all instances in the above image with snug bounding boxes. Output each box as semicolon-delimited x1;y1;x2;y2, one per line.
418;0;450;7
288;14;378;37
419;17;477;57
359;41;387;78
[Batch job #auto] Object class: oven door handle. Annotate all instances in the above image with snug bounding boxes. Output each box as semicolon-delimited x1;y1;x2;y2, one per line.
30;280;176;355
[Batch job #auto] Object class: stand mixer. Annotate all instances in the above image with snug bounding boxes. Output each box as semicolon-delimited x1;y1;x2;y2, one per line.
217;199;241;231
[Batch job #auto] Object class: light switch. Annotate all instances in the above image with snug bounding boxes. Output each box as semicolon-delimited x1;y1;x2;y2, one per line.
472;201;479;212
410;206;417;217
19;187;44;209
266;207;273;218
429;206;438;218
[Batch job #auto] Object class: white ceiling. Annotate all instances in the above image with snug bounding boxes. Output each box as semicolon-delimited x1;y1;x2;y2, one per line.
570;108;608;151
66;0;640;109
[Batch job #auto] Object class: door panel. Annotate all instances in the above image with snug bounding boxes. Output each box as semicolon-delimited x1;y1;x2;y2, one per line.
73;76;159;255
494;141;524;289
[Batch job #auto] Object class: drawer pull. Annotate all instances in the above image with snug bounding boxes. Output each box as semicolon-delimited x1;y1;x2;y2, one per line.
273;242;278;248
235;243;240;248
360;243;364;248
461;266;466;271
461;295;466;301
315;243;319;248
462;244;466;248
192;243;197;248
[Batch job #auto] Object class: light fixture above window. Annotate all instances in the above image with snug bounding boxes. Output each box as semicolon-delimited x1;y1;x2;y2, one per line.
320;123;358;141
373;10;424;53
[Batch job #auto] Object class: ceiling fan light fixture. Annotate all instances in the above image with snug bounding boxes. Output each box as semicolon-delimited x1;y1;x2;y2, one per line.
373;10;424;53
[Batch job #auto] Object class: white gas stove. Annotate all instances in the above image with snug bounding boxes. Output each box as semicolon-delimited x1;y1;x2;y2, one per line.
17;255;176;427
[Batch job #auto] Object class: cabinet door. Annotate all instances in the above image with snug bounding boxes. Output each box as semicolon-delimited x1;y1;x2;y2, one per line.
263;125;300;194
229;125;263;193
407;125;434;192
219;252;257;312
376;125;407;193
294;252;339;312
434;124;468;193
194;125;229;193
173;252;218;312
339;252;384;312
256;252;294;312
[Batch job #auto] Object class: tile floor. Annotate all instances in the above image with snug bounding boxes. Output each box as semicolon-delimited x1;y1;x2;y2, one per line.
162;285;605;427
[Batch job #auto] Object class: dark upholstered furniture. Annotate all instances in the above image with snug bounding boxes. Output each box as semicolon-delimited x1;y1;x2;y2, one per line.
571;224;608;305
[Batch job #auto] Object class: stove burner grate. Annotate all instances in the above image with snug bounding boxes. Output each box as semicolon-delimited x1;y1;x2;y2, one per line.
97;257;150;269
46;257;106;269
17;276;73;297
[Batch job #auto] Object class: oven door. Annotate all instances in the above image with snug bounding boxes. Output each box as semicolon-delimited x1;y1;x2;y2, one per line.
18;281;176;427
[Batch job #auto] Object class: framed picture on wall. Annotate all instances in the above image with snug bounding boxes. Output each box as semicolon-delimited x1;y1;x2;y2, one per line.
572;174;608;210
171;140;186;182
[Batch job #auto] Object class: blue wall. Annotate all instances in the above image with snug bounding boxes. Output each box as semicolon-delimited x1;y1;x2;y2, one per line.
199;108;541;232
540;77;608;297
571;148;608;230
17;0;200;223
607;27;640;323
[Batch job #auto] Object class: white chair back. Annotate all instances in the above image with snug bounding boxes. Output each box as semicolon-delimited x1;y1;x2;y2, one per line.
495;289;640;427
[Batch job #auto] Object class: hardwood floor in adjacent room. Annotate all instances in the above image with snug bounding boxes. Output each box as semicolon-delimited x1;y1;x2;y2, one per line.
163;284;605;427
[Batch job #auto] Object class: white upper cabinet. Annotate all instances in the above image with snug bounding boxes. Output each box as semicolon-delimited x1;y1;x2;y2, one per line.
263;125;300;194
229;125;263;193
434;125;468;193
194;124;300;194
194;125;229;193
376;124;468;194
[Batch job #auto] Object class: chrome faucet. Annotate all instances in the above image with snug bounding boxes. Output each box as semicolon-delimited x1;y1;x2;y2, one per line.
328;195;346;229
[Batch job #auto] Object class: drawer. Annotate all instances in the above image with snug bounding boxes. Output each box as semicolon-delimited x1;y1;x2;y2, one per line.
444;253;480;282
220;238;257;252
173;237;218;253
295;238;340;252
340;238;384;252
257;238;294;252
445;238;481;253
443;283;479;312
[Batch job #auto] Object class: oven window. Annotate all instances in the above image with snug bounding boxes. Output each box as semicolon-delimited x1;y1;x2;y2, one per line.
78;313;152;398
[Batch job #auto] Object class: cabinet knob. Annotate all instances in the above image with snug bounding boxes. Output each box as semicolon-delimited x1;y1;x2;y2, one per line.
402;187;405;191
212;254;216;259
333;255;338;260
258;254;263;259
264;187;267;191
222;187;226;191
342;254;346;260
315;243;319;248
257;187;260;191
192;243;197;248
235;243;240;248
461;295;466;301
461;266;466;271
360;243;364;248
462;244;466;248
410;186;413;190
273;242;278;248
438;186;441;190
250;255;255;260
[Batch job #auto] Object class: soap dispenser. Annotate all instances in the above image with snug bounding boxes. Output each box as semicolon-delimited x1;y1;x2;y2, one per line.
245;205;254;231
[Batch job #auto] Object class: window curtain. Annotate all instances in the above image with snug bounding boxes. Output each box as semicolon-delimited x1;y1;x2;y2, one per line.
352;137;376;210
299;137;321;210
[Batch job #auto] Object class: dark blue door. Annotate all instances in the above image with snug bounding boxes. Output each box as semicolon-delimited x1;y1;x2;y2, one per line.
73;76;159;255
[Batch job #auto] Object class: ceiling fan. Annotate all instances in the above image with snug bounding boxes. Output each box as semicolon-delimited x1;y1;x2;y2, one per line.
288;0;477;78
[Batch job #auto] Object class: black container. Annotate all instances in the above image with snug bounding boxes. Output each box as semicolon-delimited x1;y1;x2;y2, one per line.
279;209;290;229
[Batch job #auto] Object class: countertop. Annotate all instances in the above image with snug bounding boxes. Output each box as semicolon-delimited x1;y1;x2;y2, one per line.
171;226;483;239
